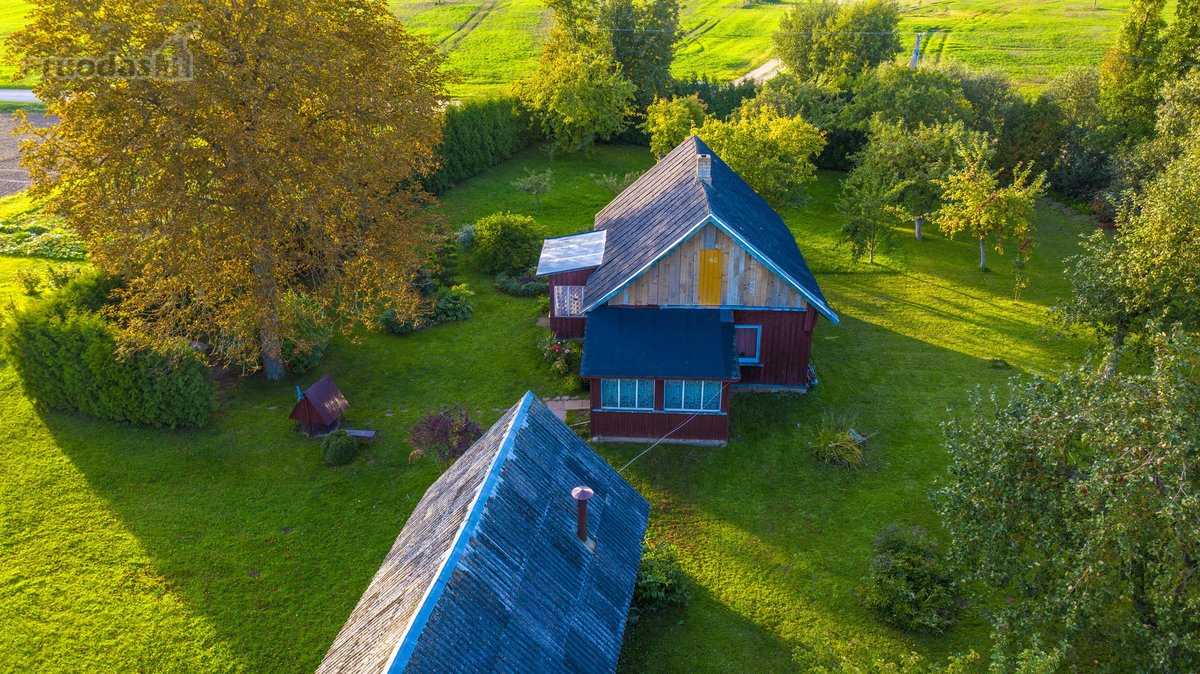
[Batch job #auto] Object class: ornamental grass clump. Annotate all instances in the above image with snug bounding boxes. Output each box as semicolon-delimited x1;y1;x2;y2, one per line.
810;411;868;468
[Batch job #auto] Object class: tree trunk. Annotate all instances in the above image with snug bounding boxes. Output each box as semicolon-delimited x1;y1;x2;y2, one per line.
254;252;287;381
1102;327;1127;379
979;237;987;270
868;247;875;264
914;216;925;240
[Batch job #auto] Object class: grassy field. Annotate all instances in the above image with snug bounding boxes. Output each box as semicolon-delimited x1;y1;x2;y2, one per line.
0;143;1093;671
0;1;1137;96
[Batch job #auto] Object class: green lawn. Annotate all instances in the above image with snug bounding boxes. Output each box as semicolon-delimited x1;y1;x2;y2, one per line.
0;144;1093;671
0;0;1137;96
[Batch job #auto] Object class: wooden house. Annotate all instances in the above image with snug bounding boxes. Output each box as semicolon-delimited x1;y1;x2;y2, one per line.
537;136;839;444
316;392;649;674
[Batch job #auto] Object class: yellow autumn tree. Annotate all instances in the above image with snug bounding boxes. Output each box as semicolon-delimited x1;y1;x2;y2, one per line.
11;0;446;379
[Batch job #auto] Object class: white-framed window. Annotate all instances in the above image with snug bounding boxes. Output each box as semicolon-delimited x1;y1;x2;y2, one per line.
553;285;584;317
663;380;723;412
600;378;655;410
735;324;761;364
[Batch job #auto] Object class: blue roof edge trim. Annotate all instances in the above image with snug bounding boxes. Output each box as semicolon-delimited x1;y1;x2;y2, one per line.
383;391;537;674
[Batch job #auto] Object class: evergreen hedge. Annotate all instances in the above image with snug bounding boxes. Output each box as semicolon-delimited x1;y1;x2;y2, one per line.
2;271;215;428
425;97;537;194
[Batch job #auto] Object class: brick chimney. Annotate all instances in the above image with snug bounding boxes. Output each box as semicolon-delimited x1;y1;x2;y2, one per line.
696;153;712;185
571;486;594;545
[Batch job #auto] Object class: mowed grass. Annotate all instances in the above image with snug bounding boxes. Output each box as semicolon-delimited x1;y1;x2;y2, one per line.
0;143;1092;671
0;0;1137;95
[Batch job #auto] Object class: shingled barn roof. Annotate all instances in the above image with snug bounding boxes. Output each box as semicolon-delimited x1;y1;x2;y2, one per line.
582;135;838;324
316;392;650;674
289;375;348;428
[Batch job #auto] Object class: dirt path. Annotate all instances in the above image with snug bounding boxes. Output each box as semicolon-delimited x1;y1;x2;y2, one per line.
734;58;783;85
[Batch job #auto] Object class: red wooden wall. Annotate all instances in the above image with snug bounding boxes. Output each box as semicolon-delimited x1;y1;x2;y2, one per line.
587;378;732;442
733;309;817;387
547;268;593;338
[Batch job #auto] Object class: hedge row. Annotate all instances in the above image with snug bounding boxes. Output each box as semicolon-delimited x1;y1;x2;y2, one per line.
2;271;215;429
424;97;538;194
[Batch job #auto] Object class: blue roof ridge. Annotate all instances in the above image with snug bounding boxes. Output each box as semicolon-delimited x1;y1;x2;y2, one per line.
384;391;538;674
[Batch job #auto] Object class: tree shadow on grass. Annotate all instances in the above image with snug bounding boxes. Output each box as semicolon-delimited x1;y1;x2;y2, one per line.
594;317;1013;669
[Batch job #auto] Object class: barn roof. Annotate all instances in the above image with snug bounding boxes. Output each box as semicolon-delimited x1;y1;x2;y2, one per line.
537;230;607;275
316;392;650;674
289;375;348;427
581;136;838;324
580;306;740;380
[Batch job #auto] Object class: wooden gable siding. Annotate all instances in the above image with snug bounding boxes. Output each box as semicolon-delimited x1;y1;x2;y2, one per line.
607;223;807;309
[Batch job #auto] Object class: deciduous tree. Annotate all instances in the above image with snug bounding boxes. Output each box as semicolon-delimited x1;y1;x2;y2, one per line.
844;64;974;132
644;94;706;158
516;29;635;151
1101;0;1168;140
696;104;825;207
12;0;446;380
935;142;1046;270
773;0;902;87
938;327;1200;672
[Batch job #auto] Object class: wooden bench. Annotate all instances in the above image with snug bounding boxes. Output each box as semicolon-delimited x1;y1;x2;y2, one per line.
345;429;377;447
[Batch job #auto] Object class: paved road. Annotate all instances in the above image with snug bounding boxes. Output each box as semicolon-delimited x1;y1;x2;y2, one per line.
0;89;39;104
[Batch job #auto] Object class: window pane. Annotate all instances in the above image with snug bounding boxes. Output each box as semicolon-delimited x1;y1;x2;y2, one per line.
702;381;722;411
664;380;683;410
736;326;758;361
683;381;701;410
601;379;618;408
554;286;583;317
568;286;583;316
636;380;655;409
618;379;636;408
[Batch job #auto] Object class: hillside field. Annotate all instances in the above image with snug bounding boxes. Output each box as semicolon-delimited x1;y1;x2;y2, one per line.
0;0;1138;95
0;143;1093;671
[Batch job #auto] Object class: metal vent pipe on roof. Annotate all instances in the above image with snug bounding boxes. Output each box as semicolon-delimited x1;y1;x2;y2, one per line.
696;153;712;185
572;486;593;542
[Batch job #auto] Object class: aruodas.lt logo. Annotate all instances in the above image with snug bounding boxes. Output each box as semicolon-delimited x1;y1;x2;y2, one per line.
37;25;195;82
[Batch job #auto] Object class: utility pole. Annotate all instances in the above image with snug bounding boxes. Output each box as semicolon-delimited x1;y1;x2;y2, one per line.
909;31;925;69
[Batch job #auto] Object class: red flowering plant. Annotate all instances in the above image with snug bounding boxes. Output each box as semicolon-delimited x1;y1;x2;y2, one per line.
538;333;581;376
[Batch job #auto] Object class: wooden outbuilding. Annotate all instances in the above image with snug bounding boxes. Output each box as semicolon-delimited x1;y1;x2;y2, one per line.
289;375;348;436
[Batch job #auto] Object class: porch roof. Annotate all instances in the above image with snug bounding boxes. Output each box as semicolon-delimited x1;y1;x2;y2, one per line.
580;307;740;380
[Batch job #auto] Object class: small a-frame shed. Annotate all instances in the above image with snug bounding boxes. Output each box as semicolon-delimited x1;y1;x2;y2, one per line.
289;375;349;436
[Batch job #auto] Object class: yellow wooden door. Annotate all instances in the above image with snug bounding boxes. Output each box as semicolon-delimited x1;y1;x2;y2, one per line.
698;248;723;305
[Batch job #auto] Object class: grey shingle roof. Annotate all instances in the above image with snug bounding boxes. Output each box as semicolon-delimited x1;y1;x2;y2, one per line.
582;136;838;324
316;392;650;674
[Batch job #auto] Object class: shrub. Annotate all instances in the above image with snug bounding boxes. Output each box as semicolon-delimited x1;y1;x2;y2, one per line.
592;171;642;194
320;430;358;466
861;524;958;633
539;333;581;376
45;265;80;290
633;538;689;613
279;290;332;375
470;212;544;275
2;273;215;428
495;269;548;297
456;224;477;253
810;411;868;468
15;268;41;295
424;97;537;194
379;306;430;335
432;284;474;323
408;404;483;468
48;269;123;313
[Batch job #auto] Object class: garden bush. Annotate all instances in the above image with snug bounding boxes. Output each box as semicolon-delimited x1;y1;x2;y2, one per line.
379;306;429;335
424;97;537;194
45;264;81;290
539;332;581;376
2;273;214;428
431;284;474;324
408;404;483;468
810;411;868;468
456;224;477;253
861;524;958;633
633;538;689;614
495;269;547;297
320;430;358;466
279;290;332;375
470;212;544;275
15;268;41;295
